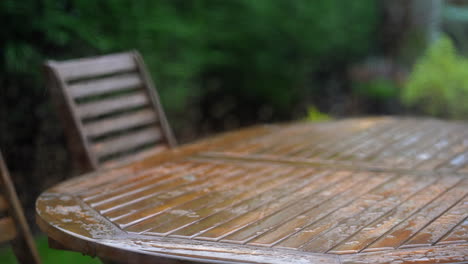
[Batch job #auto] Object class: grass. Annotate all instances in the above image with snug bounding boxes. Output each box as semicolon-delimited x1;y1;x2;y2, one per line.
0;236;101;264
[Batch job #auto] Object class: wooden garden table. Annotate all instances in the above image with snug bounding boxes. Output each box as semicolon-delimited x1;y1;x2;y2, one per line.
36;117;468;264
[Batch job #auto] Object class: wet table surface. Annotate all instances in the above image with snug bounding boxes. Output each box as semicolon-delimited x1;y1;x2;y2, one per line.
36;117;468;264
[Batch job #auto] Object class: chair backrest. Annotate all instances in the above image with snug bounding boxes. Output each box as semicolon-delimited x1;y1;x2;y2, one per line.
0;152;41;264
44;51;177;172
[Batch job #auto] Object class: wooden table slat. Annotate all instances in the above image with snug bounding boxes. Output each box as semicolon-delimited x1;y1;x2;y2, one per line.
247;172;398;247
36;117;468;264
333;179;467;253
128;166;283;234
403;195;468;247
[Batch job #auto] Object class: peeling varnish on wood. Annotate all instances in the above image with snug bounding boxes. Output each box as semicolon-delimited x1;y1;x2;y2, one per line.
36;118;468;264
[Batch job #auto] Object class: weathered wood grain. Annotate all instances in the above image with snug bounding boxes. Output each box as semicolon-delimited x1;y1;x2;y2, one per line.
91;126;162;159
0;195;8;212
53;52;137;81
1;152;41;263
36;118;468;264
85;109;158;138
69;73;142;99
44;51;177;172
403;196;468;247
0;217;17;242
77;92;149;119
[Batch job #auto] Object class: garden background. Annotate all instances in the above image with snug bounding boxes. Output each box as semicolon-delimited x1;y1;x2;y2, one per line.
1;0;467;262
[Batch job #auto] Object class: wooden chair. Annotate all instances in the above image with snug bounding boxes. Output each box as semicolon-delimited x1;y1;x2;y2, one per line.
0;152;41;264
44;51;177;172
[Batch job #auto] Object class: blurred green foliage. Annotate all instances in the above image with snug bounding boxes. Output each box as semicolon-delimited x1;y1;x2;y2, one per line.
403;36;468;118
353;78;398;101
0;0;378;185
306;106;331;122
1;0;377;120
0;2;378;254
0;236;100;264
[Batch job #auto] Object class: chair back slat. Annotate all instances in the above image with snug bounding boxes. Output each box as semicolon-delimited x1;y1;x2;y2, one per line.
0;217;17;242
55;52;137;81
91;126;163;160
68;73;143;99
76;92;150;119
44;51;177;171
84;109;157;138
0;152;41;264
